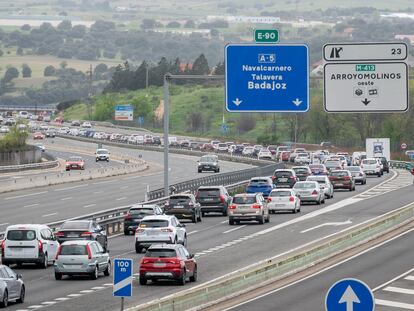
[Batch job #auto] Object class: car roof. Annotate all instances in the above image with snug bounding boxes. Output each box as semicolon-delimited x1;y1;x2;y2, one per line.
234;193;257;197
148;243;182;250
130;204;157;209
198;186;223;190
295;181;318;184
141;215;174;221
6;224;47;231
61;240;94;246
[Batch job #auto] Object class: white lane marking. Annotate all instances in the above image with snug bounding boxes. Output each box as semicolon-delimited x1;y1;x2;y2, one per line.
375;299;414;309
42;213;57;218
91;286;105;290
221;226;414;311
27;306;43;309
54;297;70;301
0;223;9;227
120;186;129;190
93;191;103;194
80;290;94;293
112;251;134;258
373;267;414;292
300;220;352;233
221;220;229;224
4;191;48;200
405;276;414;281
84;204;96;208
187;231;199;236
61;197;72;201
54;184;88;191
108;233;124;239
41;301;57;305
223;225;247;234
93;180;119;185
23;203;39;208
67;293;82;297
103;283;113;286
384;286;414;295
116;197;127;201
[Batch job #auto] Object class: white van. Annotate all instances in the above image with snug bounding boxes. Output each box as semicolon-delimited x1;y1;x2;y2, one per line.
18;111;29;119
2;224;60;268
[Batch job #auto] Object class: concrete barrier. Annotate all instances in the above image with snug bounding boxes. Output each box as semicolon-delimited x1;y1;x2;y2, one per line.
127;201;414;311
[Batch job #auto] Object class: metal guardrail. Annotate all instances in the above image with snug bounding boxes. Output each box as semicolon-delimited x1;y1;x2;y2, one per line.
390;160;414;171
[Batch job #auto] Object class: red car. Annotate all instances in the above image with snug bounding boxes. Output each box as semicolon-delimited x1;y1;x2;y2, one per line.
281;151;291;162
201;143;215;152
139;244;197;285
328;170;355;191
33;132;45;140
65;156;85;171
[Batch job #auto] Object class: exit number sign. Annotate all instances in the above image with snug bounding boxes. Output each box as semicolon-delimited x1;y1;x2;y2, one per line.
254;29;279;43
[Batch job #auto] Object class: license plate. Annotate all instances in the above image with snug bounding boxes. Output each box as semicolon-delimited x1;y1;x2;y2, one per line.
175;205;184;209
274;204;285;207
204;198;214;202
67;234;78;238
314;170;319;174
153;262;166;268
335;183;343;186
205;166;210;168
147;231;159;236
279;178;288;182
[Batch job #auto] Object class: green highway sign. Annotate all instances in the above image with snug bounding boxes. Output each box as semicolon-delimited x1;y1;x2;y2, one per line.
254;29;279;43
356;64;376;72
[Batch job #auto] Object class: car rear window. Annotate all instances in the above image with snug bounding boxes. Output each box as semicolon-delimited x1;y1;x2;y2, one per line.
140;220;169;228
7;230;36;241
233;196;256;204
249;179;270;186
60;245;88;255
61;221;90;230
198;189;220;197
169;196;191;204
294;183;316;189
274;171;293;178
130;208;154;215
307;177;325;183
293;168;309;174
145;249;177;258
270;191;291;197
363;160;377;165
347;167;360;171
331;171;348;177
325;161;340;167
309;165;324;169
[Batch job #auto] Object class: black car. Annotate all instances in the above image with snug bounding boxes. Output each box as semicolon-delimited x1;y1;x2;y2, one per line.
292;166;312;181
196;186;232;216
153;136;161;145
375;156;390;173
164;194;202;223
198;155;220;173
272;169;298;188
55;220;108;251
45;130;56;138
123;204;163;235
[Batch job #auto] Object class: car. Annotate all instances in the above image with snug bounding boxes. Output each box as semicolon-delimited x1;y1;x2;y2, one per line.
164;194;202;223
81;121;92;128
1;224;59;268
272;169;298;188
324;160;343;172
33;132;45;140
292;166;312;181
375;156;390;173
17;124;27;132
361;158;382;177
153;136;162;145
228;193;269;225
257;148;273;160
232;144;245;155
65;156;85;171
216;143;228;152
43;115;51;122
123;204;164;235
95;148;110;162
71;120;81;126
347;166;367;184
58;127;70;134
201;143;215;152
246;177;274;197
294;153;310;164
242;146;254;157
0;115;3;124
45;129;56;138
178;139;190;148
329;170;356;191
35;143;45;152
54;240;110;280
139;244;197;286
134;215;187;253
196;186;232;216
252;145;264;157
280;151;291;162
210;140;220;150
198;154;220;173
0;265;25;307
290;148;307;162
309;164;328;175
4;118;16;126
267;189;301;214
0;126;9;133
293;181;325;205
54;220;108;251
306;175;334;199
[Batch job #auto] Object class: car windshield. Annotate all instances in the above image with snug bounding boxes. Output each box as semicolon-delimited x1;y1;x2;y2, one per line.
275;171;293;178
7;229;36;241
348;167;361;172
233;196;256;204
169;196;191;204
363;160;377;165
270;191;291;197
294;183;316;189
68;157;82;162
307;177;326;183
96;150;108;154
309;165;324;170
130;208;154;215
331;171;348;177
293;168;309;174
140;220;169;228
201;156;216;163
198;189;220;197
325;161;340;167
60;245;88;256
145;249;177;258
249;179;270;186
61;221;90;230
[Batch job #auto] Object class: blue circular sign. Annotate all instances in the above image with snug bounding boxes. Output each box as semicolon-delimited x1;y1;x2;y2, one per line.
326;278;374;311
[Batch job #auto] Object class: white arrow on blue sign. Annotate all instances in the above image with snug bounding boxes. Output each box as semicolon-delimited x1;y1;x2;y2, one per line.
326;278;374;311
113;258;133;297
225;44;309;112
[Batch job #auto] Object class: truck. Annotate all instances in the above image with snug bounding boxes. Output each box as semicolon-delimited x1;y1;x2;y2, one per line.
366;138;390;161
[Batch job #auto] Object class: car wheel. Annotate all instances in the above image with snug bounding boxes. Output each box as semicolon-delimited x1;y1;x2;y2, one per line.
192;213;197;223
17;285;25;303
135;243;142;254
265;214;270;223
229;218;234;225
139;276;147;285
316;199;321;205
201;211;205;217
124;230;129;236
258;215;264;225
55;272;63;280
189;266;198;282
293;208;297;214
377;172;381;177
322;197;325;204
198;170;202;173
40;253;48;269
197;211;202;222
182;236;187;247
178;270;186;285
91;266;99;280
223;209;228;216
104;261;111;276
0;290;8;308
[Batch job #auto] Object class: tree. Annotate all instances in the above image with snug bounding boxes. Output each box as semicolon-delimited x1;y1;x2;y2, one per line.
0;50;3;57
4;67;19;83
21;24;31;31
21;64;32;78
94;63;108;79
44;65;56;76
16;47;23;55
167;21;181;28
187;111;203;132
141;19;156;29
236;115;256;134
214;62;225;75
70;25;86;38
60;61;68;69
57;20;72;32
184;20;196;28
192;54;210;75
91;20;115;32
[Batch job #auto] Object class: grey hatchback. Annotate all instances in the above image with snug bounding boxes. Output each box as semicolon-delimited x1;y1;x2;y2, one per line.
0;265;25;307
54;240;111;280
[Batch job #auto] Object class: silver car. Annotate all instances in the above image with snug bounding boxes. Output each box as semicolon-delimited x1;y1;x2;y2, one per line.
0;265;25;307
228;193;269;225
293;181;325;205
347;166;367;185
306;176;334;199
54;240;111;280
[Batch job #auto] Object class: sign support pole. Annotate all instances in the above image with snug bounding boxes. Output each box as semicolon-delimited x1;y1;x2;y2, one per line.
120;297;124;311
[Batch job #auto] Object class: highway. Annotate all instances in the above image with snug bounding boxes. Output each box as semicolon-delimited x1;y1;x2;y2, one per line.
5;169;412;311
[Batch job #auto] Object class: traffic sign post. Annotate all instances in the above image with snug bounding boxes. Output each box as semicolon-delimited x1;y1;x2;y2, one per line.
254;29;279;43
323;42;409;113
115;105;134;121
225;44;309;112
113;258;133;311
326;278;374;311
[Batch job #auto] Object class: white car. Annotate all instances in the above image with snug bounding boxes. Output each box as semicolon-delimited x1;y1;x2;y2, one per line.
258;149;273;160
217;143;228;152
2;224;59;268
0;126;9;133
58;127;70;134
81;121;92;128
294;153;310;164
306;175;334;199
35;143;45;152
134;215;187;253
267;189;301;214
95;148;110;162
69;128;79;136
361;158;382;177
242;146;254;156
293;181;325;205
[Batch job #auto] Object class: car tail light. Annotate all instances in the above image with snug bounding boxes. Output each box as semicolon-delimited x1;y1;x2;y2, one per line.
252;204;261;209
38;240;43;254
312;190;318;195
161;228;173;232
289;196;295;202
229;204;237;209
124;213;132;220
55;245;62;260
267;197;272;202
271;176;276;181
86;244;92;260
55;231;64;237
220;195;225;203
289;176;295;180
136;228;145;233
344;176;351;180
359;173;363;176
167;259;181;265
80;231;93;237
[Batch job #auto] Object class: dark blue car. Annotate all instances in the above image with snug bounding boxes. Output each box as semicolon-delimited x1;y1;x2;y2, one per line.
246;177;274;197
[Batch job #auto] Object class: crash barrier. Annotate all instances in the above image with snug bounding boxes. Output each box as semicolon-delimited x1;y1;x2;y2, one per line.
390;160;414;172
126;201;414;311
0;151;59;173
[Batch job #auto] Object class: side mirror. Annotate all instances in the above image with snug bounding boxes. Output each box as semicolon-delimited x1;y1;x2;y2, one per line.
179;224;186;228
16;274;22;280
189;254;195;259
